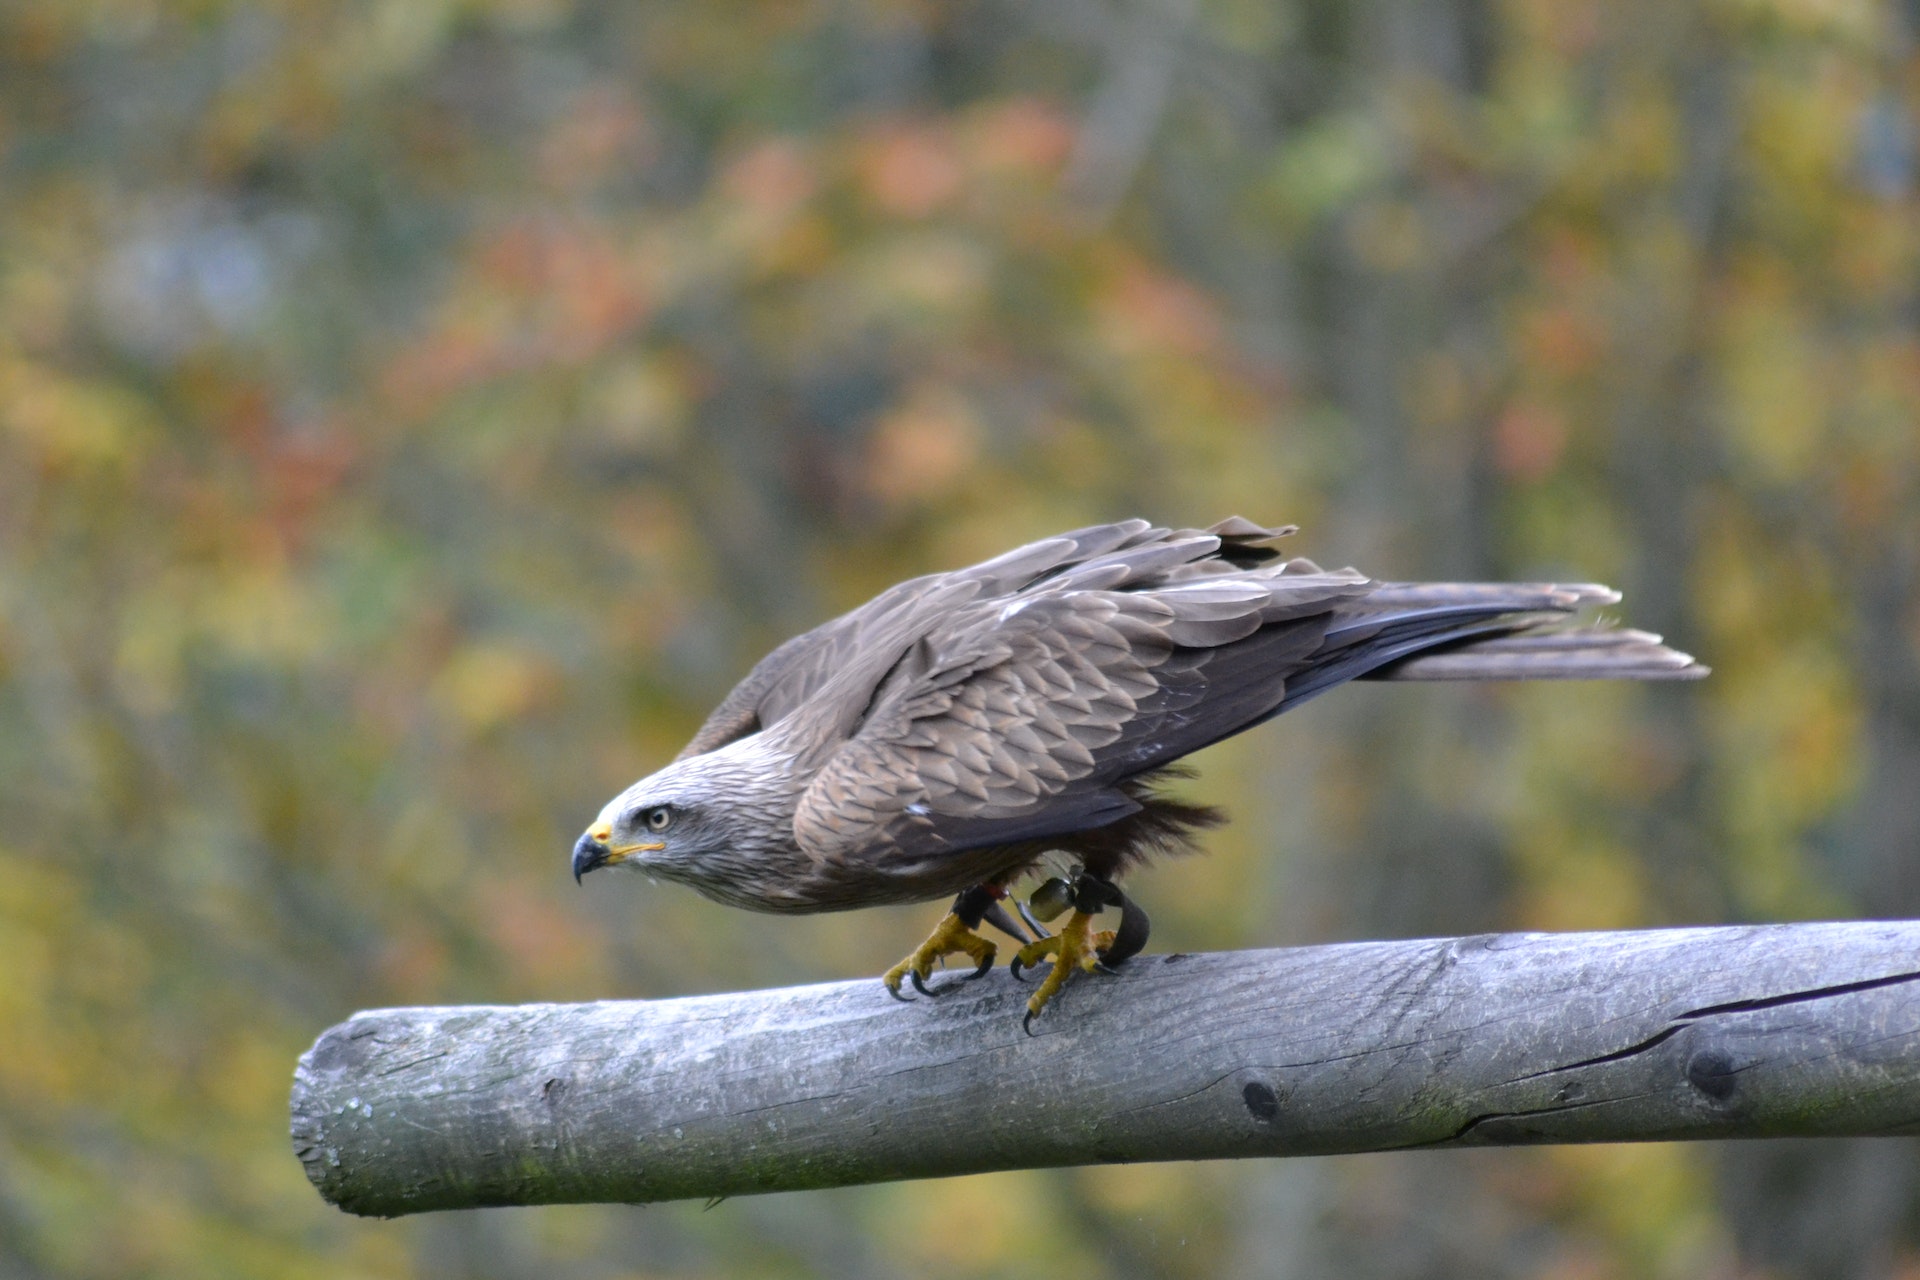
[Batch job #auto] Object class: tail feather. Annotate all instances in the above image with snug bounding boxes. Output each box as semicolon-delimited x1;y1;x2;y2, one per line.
1359;581;1621;609
1284;579;1707;712
1369;625;1706;682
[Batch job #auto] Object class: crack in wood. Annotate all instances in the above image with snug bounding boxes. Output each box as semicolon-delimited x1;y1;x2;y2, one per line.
1518;1026;1684;1080
1677;969;1920;1019
1112;1068;1244;1116
1518;969;1920;1082
1434;1091;1661;1146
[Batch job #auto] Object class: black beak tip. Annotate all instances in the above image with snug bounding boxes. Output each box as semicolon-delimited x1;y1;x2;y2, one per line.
572;833;610;885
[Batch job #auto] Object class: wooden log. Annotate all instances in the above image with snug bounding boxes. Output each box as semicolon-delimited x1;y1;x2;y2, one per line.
291;921;1920;1217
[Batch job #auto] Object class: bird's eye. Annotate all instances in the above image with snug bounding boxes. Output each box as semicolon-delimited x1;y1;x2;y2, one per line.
643;807;673;833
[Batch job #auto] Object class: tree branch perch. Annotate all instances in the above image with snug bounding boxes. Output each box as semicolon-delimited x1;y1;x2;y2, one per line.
291;922;1920;1217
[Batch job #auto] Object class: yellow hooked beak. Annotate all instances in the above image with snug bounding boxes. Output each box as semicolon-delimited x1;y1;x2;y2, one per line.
571;821;666;882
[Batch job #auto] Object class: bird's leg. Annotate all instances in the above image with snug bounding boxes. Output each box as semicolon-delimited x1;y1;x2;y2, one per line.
883;882;1014;1000
1010;870;1151;1030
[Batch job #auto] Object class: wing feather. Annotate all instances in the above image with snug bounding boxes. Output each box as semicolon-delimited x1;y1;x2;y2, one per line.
793;540;1356;866
675;520;1168;760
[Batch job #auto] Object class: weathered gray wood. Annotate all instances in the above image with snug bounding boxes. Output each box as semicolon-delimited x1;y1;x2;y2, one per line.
292;922;1920;1217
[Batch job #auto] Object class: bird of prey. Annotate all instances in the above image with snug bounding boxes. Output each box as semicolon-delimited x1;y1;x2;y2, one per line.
573;518;1704;1026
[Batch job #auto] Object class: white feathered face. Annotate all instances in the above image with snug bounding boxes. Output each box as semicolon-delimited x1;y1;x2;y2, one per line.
569;736;802;896
572;761;710;881
572;796;671;875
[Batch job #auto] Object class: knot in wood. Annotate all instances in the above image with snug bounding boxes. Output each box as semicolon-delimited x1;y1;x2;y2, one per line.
1685;1046;1740;1103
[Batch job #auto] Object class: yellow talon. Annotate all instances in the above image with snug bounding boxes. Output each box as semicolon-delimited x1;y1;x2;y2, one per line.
883;911;997;998
1014;910;1116;1023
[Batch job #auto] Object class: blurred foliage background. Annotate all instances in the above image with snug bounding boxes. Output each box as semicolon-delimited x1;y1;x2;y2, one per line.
2;0;1918;1276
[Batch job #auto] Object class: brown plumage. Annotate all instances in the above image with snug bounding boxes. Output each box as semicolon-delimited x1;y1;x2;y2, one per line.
572;518;1704;938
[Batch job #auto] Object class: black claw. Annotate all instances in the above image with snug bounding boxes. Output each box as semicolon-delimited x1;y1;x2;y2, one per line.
910;953;993;997
910;968;972;998
1011;952;1054;984
1023;1009;1039;1036
887;984;916;1003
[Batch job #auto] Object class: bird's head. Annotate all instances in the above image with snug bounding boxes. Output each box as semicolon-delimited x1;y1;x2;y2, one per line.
571;799;671;883
571;735;798;896
572;764;711;884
